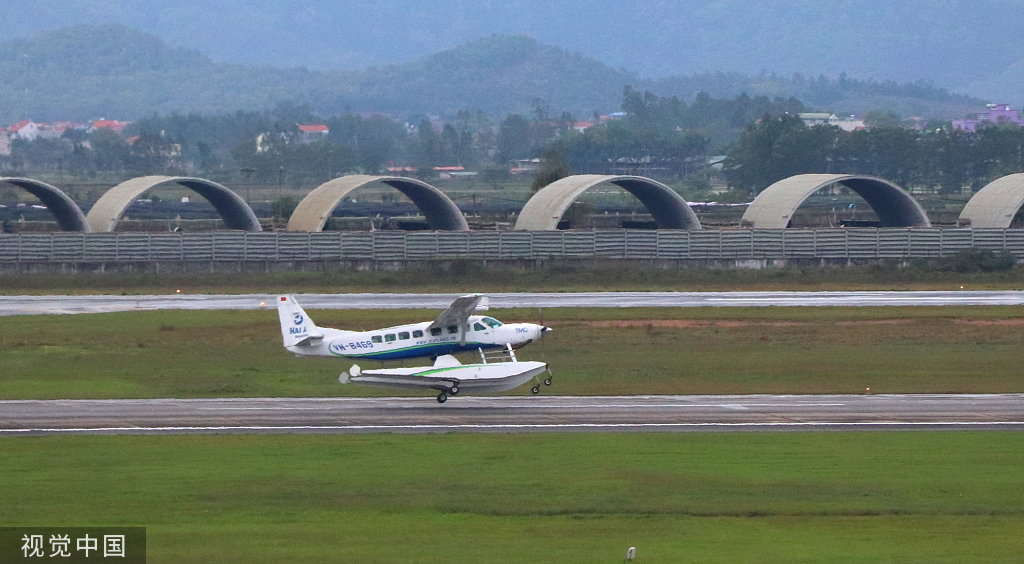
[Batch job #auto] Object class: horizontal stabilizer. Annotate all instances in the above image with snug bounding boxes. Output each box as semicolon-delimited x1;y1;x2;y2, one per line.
291;333;324;347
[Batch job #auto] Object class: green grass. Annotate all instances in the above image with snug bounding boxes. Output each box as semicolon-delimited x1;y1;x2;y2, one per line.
3;306;1024;399
3;432;1024;563
4;262;1024;294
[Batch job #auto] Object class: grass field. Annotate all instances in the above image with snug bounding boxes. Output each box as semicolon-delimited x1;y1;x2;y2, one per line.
5;301;1024;562
4;262;1024;294
3;305;1024;399
3;432;1023;563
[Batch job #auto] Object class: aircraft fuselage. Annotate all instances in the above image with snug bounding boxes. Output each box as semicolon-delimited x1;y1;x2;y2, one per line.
285;315;546;361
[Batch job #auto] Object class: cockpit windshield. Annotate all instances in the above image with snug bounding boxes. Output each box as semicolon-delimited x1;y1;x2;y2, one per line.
481;317;503;328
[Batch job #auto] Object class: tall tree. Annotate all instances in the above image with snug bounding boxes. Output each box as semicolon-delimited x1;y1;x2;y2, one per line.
496;114;533;163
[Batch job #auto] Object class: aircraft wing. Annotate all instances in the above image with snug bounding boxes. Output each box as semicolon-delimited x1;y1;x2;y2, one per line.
427;294;489;330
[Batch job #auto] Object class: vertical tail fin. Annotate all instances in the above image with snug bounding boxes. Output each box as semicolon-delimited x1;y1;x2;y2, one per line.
277;295;323;347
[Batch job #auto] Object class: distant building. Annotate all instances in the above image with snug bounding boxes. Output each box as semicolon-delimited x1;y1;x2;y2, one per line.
434;166;475;180
50;121;87;136
8;120;42;140
90;119;131;134
35;123;61;140
953;104;1024;132
799;113;865;131
902;117;930;131
799;113;832;126
511;158;541;174
0;130;11;156
830;115;865;131
297;124;329;143
572;121;594;132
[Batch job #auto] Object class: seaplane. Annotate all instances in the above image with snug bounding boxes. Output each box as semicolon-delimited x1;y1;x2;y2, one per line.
277;294;553;402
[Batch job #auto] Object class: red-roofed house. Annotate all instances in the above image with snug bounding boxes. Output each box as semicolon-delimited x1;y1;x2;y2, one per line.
573;121;594;132
297;124;329;143
36;123;61;140
50;121;87;135
90;120;131;134
8;121;41;140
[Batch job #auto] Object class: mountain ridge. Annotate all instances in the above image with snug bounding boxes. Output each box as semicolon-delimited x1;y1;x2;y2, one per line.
7;0;1024;96
0;25;990;124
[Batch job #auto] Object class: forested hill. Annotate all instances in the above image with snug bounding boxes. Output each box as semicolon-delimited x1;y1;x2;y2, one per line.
0;25;987;123
0;25;334;122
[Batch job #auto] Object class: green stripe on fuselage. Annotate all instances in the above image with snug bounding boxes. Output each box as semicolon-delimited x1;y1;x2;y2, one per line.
329;341;494;360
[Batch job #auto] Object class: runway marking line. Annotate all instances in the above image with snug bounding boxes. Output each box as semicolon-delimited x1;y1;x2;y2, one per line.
4;421;1024;435
186;402;851;410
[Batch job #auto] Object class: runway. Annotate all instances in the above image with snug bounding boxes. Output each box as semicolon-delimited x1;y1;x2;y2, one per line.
3;394;1023;435
3;290;1024;316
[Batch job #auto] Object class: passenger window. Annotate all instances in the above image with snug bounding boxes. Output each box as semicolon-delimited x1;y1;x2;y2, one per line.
371;335;382;344
398;332;410;340
385;334;396;343
447;325;458;334
412;330;424;338
430;328;442;336
473;322;486;331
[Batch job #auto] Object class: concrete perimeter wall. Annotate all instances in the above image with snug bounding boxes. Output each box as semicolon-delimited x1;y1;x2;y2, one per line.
2;229;1023;274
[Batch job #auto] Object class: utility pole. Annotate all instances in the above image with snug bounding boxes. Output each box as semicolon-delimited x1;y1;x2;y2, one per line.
239;167;255;203
278;165;284;201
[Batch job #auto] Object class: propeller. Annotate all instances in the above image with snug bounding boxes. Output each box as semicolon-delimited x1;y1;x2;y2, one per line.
538;307;552;339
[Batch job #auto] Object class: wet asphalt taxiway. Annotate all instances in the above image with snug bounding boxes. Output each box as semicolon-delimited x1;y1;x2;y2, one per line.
3;394;1023;435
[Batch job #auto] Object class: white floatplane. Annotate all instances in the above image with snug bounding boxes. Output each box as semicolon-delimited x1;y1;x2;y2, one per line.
341;346;551;403
276;293;553;402
277;293;550;361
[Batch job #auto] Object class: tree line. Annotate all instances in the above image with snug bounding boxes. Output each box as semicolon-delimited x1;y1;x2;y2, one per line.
3;88;1018;201
9;89;787;184
723;114;1024;195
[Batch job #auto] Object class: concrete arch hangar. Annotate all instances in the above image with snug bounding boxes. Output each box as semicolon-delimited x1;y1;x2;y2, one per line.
741;173;931;228
287;175;469;232
86;176;261;232
0;177;90;231
513;174;702;231
959;173;1024;228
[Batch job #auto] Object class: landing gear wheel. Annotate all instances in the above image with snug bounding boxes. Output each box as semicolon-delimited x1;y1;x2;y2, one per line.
450;386;459;396
544;378;552;386
436;392;448;403
531;385;540;394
